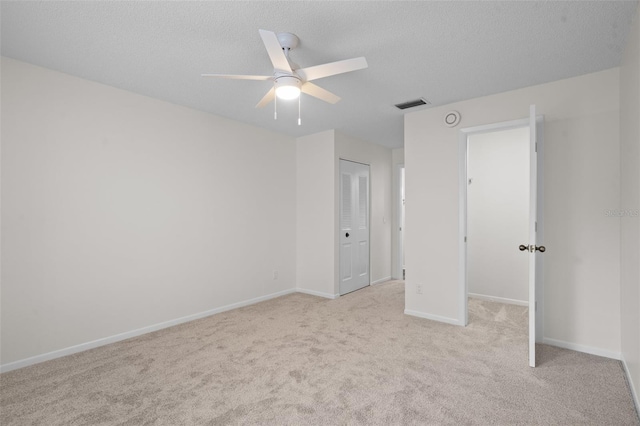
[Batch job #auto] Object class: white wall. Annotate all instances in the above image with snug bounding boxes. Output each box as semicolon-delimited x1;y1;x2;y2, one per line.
1;58;297;366
335;132;392;288
620;5;640;409
294;130;392;297
405;69;621;356
467;128;529;304
391;148;405;280
295;130;337;298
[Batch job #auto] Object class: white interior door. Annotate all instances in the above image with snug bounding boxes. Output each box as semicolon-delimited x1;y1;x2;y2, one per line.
400;166;405;279
339;160;370;295
526;104;542;367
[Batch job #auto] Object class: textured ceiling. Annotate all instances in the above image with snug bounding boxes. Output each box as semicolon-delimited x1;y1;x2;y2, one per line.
1;1;638;148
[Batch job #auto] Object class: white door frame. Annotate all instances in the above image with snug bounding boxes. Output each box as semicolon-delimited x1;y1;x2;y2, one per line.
396;164;405;280
458;117;544;337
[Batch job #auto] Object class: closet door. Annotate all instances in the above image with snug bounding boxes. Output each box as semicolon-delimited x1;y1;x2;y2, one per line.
339;159;370;295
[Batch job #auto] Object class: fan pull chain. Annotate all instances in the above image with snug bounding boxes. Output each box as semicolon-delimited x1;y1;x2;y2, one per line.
274;94;277;120
298;95;301;126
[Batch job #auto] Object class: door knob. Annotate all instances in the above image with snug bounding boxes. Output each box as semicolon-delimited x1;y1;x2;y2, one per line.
519;244;546;253
345;232;350;238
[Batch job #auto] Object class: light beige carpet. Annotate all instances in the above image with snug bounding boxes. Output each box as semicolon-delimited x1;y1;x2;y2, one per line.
1;281;638;425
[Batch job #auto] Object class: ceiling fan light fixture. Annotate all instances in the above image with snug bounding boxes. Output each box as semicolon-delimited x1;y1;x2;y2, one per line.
275;76;302;100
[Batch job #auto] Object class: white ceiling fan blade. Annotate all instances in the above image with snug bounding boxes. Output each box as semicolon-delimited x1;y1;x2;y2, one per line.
259;29;292;73
255;87;276;108
201;74;272;81
301;82;341;104
297;57;368;82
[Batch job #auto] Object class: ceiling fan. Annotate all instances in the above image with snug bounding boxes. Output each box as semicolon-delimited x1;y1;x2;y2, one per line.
201;29;368;123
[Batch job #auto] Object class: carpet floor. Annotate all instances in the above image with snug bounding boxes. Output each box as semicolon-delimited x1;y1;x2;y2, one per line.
1;280;638;425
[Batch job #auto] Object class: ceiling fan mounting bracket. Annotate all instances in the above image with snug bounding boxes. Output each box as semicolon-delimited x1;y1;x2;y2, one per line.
277;32;299;51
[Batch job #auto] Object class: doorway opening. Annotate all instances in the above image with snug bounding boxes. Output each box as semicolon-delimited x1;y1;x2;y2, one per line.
458;108;544;367
467;127;529;307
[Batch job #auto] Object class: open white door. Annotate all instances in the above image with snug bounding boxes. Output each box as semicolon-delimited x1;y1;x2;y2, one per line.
525;104;545;367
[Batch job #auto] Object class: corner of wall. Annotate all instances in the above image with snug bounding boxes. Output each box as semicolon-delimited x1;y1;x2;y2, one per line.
295;130;337;296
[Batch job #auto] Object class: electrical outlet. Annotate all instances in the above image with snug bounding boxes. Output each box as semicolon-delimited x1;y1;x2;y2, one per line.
273;270;278;280
416;284;423;294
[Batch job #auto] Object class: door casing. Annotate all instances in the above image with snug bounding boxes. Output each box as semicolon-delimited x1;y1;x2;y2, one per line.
458;116;545;343
396;164;405;280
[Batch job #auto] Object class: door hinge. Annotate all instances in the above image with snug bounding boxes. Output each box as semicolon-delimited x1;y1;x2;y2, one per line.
464;236;467;243
535;142;538;153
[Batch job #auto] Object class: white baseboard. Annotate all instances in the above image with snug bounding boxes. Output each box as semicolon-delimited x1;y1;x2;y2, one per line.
0;288;297;373
295;288;339;299
371;276;392;286
542;337;621;360
468;293;528;307
404;309;462;326
621;356;640;417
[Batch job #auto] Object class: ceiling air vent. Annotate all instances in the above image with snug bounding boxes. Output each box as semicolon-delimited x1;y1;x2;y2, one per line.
395;98;430;110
